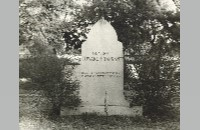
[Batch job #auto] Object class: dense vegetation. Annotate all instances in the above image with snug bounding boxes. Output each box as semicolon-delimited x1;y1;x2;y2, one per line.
19;56;80;117
19;0;180;120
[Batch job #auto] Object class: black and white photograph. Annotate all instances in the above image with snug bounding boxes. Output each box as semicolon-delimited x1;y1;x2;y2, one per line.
19;0;180;129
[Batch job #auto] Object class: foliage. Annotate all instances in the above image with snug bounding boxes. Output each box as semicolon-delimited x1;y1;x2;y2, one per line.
19;55;80;117
74;0;180;119
77;0;181;119
19;0;78;54
19;0;180;119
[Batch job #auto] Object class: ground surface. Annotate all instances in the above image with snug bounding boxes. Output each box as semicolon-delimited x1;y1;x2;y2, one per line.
19;82;179;130
19;115;179;130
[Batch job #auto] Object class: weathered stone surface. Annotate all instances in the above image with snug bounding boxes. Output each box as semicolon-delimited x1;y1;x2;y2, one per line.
61;19;142;116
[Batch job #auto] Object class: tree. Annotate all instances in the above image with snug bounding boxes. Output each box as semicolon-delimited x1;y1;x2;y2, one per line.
74;0;180;119
19;0;79;54
20;0;180;119
67;0;180;119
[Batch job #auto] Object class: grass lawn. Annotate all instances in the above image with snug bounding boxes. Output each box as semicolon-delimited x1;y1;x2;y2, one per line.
19;114;179;130
19;82;179;130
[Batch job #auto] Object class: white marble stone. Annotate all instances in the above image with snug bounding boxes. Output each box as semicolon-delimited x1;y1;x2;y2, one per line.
61;18;142;116
79;19;133;115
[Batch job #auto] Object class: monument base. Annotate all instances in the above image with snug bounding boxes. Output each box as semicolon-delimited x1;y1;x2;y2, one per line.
61;106;142;116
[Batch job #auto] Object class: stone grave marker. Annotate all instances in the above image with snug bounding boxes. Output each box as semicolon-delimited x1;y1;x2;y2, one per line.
61;18;142;116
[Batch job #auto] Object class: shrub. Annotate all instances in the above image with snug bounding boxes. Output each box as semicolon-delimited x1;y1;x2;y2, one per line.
125;63;180;120
19;55;80;118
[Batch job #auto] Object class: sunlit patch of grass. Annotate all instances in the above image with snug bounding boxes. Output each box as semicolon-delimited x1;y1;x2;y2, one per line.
19;114;179;130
